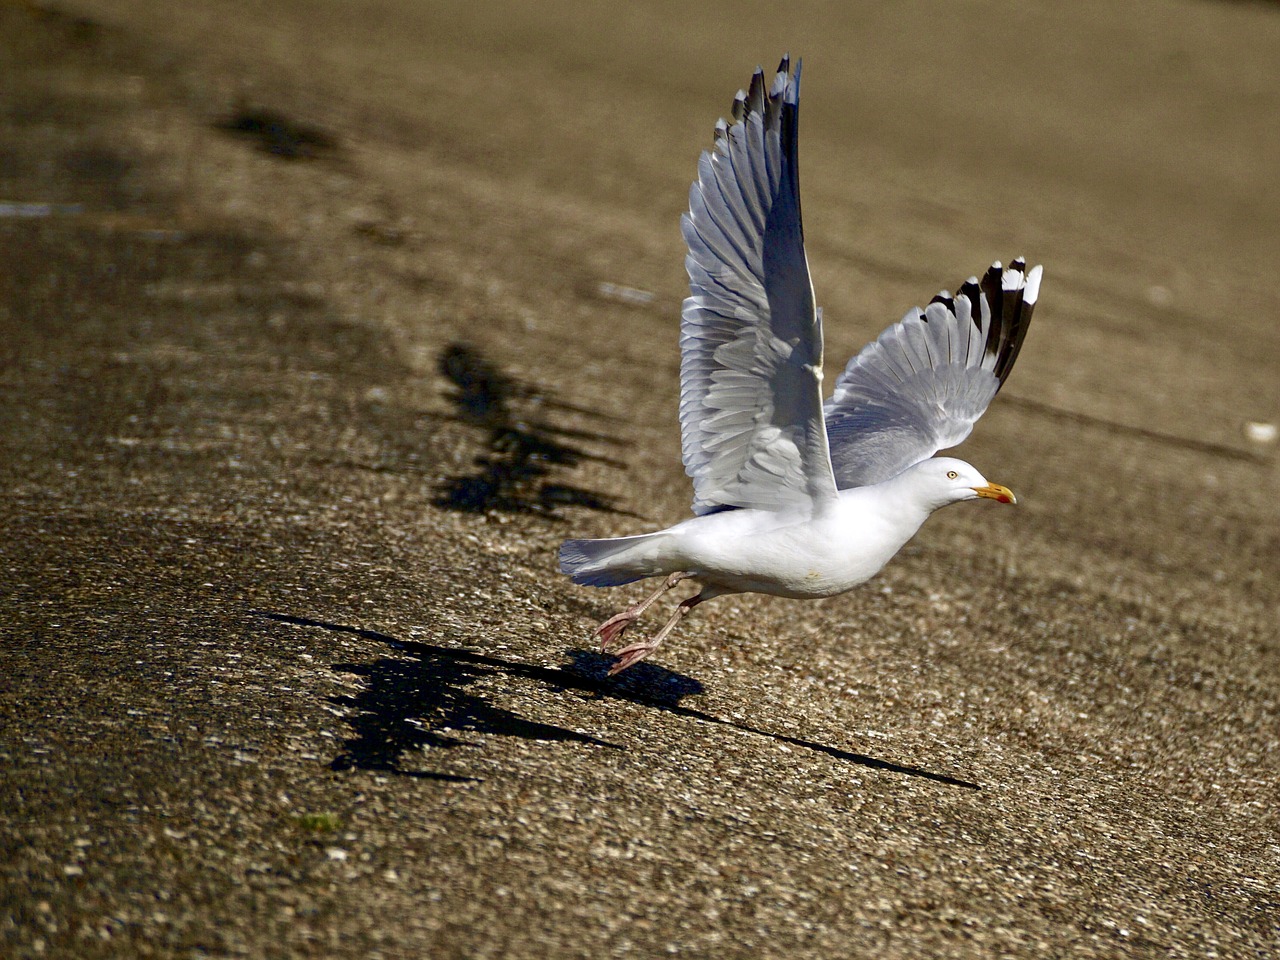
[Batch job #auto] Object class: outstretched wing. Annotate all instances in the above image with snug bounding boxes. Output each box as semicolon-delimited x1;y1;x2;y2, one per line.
824;259;1043;488
679;57;838;516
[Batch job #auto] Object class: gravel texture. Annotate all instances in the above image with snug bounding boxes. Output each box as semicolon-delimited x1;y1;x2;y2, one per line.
2;2;1277;958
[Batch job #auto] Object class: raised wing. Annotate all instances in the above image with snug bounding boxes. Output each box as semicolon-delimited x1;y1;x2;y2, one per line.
679;57;837;516
824;259;1043;488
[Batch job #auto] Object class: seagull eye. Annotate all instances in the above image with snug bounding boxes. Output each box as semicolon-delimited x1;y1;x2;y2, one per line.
946;470;959;480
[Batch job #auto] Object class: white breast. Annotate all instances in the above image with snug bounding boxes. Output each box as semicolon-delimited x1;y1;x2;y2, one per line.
660;487;931;599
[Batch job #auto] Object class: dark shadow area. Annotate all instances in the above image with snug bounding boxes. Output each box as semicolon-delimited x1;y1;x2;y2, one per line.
260;613;621;781
18;3;104;49
435;343;635;518
560;650;980;790
263;613;979;790
216;107;337;160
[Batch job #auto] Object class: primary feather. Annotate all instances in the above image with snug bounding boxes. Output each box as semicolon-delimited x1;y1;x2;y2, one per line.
680;57;837;516
824;259;1042;488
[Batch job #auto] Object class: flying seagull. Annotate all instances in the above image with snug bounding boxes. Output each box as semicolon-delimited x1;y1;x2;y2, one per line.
561;57;1041;675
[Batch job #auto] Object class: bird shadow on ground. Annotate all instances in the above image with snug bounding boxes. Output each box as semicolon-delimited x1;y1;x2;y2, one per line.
260;612;621;782
215;106;338;161
262;612;979;790
434;343;639;519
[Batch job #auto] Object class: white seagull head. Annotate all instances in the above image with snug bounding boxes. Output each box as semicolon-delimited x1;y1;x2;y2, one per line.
900;457;1017;511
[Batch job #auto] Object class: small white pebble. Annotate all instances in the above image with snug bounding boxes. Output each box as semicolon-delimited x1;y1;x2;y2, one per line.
1243;421;1277;445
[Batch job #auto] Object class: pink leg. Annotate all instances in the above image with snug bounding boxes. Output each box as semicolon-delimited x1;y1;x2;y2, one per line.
594;571;691;651
608;592;704;675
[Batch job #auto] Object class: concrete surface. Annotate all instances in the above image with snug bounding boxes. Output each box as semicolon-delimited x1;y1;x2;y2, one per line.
2;1;1277;957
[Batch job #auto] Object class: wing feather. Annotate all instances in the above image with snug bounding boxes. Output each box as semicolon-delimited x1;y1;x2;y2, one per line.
824;259;1043;488
679;57;837;515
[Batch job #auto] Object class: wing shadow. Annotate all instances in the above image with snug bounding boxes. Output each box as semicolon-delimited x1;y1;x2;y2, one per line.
262;613;979;790
434;343;637;518
216;107;337;161
261;613;620;782
559;651;979;790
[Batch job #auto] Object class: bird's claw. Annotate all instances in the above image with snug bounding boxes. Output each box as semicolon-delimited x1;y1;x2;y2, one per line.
608;641;656;675
594;610;639;651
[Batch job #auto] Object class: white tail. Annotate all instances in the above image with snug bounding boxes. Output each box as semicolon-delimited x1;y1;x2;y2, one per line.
558;533;672;587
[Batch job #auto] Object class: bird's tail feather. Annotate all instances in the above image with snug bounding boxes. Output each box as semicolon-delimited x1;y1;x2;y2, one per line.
559;533;672;587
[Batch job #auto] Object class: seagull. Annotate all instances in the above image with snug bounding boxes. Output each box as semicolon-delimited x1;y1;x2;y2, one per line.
560;57;1042;675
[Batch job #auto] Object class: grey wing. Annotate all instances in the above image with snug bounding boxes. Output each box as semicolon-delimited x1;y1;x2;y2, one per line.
824;259;1043;488
680;57;838;516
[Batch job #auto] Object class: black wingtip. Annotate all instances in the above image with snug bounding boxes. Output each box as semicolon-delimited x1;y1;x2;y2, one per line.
929;291;956;313
727;57;802;126
969;258;1039;388
747;66;767;115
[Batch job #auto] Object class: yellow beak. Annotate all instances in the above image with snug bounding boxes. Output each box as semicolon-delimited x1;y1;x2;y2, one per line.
972;482;1016;505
